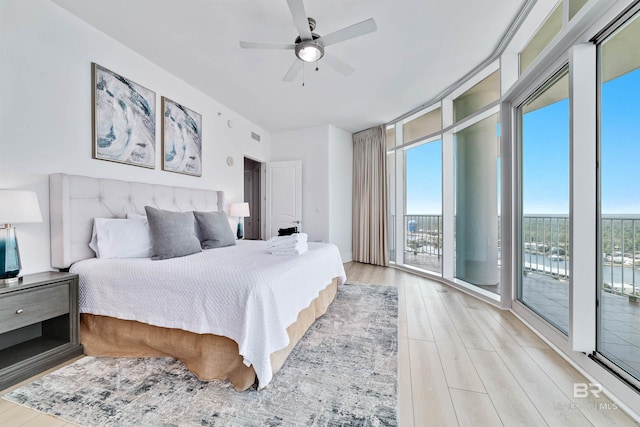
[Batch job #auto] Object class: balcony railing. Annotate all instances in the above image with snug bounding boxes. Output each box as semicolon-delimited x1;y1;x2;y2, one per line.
402;215;442;273
601;216;640;299
405;215;442;257
522;215;570;280
396;214;640;299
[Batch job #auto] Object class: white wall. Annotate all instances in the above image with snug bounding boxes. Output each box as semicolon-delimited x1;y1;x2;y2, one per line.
270;124;353;261
328;126;353;262
0;0;271;275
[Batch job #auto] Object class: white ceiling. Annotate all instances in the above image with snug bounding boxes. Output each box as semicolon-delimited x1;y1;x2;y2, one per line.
52;0;527;133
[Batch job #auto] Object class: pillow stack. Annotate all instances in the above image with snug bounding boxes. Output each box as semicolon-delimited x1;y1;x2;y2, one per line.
193;211;236;249
266;233;308;256
89;217;152;259
144;207;237;259
89;207;236;260
144;206;203;260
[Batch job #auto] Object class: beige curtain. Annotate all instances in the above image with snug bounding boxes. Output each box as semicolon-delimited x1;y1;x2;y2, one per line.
352;125;389;266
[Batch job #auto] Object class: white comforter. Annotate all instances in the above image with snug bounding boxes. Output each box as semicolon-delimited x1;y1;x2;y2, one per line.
70;240;346;388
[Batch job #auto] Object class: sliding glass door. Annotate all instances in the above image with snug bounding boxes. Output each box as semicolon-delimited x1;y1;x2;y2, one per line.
518;67;570;335
597;11;640;384
404;139;442;274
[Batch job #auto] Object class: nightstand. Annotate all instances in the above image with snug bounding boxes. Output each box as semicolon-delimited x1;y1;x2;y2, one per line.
0;272;83;390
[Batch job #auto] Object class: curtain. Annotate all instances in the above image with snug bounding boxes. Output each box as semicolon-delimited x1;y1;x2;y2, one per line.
352;125;389;266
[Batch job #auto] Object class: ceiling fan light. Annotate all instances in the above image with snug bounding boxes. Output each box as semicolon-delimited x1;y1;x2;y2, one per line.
295;40;324;62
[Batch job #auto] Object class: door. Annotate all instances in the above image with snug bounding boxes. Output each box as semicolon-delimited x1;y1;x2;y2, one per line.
517;67;570;335
266;160;302;239
243;157;262;240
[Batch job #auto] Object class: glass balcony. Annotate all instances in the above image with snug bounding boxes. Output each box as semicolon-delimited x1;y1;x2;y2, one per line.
400;214;640;302
521;214;640;339
404;215;442;274
601;216;640;299
522;215;570;280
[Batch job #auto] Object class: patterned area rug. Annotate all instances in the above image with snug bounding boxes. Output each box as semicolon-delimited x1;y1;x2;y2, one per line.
3;283;398;426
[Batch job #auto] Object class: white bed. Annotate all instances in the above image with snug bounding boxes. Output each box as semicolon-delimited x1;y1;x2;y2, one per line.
49;173;346;390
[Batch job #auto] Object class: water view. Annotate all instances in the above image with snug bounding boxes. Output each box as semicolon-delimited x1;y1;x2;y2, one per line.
402;214;640;298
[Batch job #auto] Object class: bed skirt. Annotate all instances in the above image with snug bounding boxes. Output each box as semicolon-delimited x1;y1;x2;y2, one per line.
79;278;338;391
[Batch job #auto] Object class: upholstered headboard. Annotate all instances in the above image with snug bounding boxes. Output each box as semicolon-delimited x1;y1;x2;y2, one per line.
49;173;225;269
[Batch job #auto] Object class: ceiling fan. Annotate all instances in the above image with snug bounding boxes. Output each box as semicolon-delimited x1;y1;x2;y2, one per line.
239;0;377;82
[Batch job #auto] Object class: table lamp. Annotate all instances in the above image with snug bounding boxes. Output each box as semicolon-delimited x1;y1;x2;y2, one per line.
0;190;43;284
229;202;250;239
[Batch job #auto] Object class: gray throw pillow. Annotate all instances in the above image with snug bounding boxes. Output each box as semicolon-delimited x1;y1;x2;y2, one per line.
194;211;237;249
144;206;202;260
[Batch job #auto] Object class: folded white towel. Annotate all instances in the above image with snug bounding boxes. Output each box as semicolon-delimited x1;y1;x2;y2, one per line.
268;241;306;252
267;240;293;249
268;235;309;255
266;233;308;248
282;241;307;251
271;232;307;243
270;245;308;256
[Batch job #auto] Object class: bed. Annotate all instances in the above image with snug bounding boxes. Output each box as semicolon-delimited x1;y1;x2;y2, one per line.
49;173;346;390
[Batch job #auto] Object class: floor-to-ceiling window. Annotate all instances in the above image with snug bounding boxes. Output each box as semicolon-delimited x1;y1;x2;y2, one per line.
451;70;501;294
405;139;442;274
454;113;500;292
597;10;640;385
518;67;570;334
399;107;443;273
383;0;640;415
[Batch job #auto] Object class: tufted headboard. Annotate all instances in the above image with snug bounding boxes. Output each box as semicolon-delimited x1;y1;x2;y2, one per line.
49;173;225;269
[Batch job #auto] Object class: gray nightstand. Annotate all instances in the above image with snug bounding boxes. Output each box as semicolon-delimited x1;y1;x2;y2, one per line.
0;272;83;390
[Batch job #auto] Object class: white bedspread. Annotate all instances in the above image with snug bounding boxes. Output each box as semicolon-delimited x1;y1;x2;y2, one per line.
70;240;346;388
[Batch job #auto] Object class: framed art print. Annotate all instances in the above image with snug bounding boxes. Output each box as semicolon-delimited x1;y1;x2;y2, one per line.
92;63;156;168
161;97;202;176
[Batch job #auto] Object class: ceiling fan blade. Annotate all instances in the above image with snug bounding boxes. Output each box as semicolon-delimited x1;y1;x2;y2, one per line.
323;54;354;77
286;0;312;40
283;60;303;82
239;41;296;50
317;18;377;47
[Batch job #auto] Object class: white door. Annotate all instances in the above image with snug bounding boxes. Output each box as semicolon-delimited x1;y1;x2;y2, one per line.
266;160;302;239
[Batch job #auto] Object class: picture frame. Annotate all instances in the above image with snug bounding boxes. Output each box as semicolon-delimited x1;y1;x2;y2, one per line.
92;63;156;168
161;97;202;177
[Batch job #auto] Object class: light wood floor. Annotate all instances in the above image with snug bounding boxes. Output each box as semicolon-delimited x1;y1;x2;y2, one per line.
343;262;637;426
1;262;638;426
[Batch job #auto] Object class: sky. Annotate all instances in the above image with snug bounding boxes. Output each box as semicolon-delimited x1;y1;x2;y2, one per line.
600;69;640;214
405;140;442;215
523;68;640;214
522;97;570;214
403;68;639;216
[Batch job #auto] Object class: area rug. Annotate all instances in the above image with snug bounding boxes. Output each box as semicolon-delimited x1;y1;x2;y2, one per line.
3;283;398;426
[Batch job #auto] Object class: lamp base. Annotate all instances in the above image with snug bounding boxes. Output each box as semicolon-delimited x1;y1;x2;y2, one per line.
236;222;244;240
1;226;22;283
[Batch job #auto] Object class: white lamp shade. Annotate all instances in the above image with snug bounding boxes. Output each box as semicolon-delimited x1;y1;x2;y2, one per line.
0;191;43;224
229;202;250;218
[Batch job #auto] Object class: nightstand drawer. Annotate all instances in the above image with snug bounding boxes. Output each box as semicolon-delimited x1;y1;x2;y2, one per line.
0;283;70;334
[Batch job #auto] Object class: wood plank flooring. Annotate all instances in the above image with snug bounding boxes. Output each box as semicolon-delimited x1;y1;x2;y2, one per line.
1;262;638;426
343;261;637;426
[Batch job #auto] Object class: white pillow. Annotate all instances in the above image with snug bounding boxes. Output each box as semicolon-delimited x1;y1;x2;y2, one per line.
89;218;152;258
126;213;147;220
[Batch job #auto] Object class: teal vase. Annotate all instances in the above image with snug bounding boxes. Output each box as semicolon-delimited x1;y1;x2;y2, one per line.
1;227;21;282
